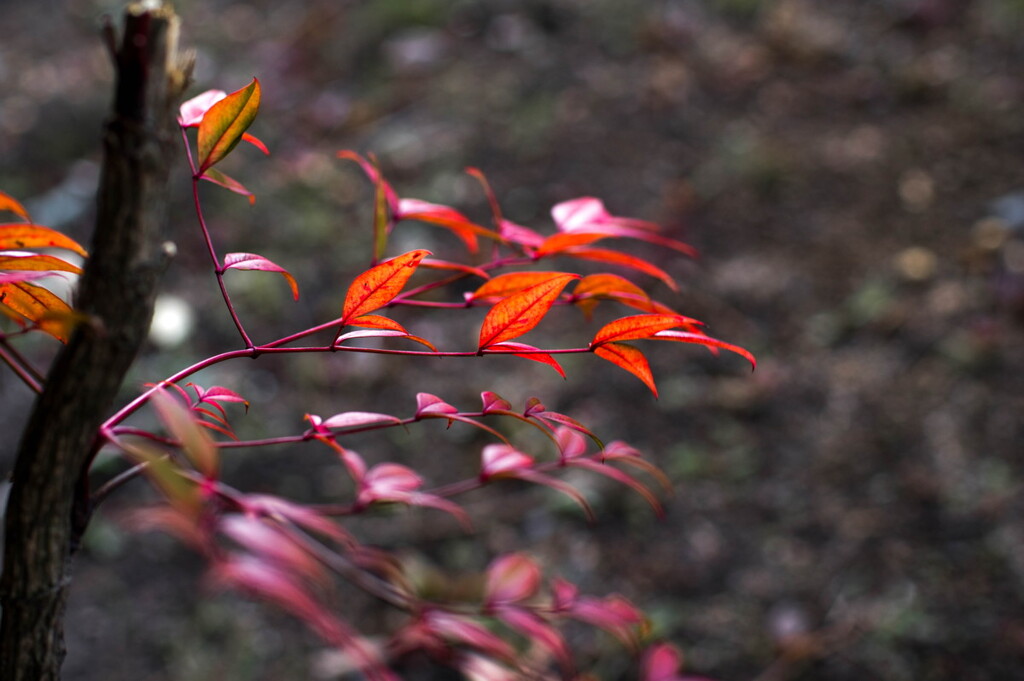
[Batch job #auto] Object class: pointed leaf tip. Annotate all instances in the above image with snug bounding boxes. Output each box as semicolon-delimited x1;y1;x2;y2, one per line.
223;252;299;299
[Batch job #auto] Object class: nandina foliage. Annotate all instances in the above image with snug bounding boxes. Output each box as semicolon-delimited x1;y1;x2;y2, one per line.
0;78;754;680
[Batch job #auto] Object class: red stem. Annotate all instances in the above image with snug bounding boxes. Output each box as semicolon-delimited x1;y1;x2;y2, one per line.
180;125;254;348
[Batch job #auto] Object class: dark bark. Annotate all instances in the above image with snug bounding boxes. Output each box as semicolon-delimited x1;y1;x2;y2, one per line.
0;4;188;680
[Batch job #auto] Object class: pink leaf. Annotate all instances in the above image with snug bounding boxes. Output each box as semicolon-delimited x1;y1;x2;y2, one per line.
480;391;513;413
321;411;403;429
642;642;686;681
223;252;299;299
415;393;458;417
480;444;534;478
485;553;542;605
495;606;573;672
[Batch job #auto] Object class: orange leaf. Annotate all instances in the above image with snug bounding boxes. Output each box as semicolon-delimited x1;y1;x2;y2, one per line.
593;342;657;397
571;273;678;318
478;273;579;349
0;253;82;275
0;191;31;222
470;271;567;302
341;249;431;324
0;282;73;341
561;247;678;291
197;78;261;172
591;314;699;347
0;223;88;257
349;314;408;332
534;232;606;257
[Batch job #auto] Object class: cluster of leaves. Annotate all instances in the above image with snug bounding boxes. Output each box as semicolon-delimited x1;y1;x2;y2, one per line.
3;78;752;680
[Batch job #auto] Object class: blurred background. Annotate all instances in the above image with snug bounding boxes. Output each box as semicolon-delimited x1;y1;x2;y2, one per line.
3;1;1024;679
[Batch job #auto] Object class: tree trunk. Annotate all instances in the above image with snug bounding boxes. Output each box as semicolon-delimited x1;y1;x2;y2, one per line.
0;4;188;680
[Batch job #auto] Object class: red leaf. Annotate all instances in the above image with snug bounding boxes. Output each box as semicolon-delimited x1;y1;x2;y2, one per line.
482;342;566;378
469;271;567;302
477;273;578;349
0;223;88;256
591;314;699;347
652;330;757;369
193;385;250;411
419;258;490;281
223;252;299;299
397;198;500;253
197;78;261;172
200;168;256;204
0;191;31;222
485;553;541;605
568;458;664;516
341;249;431;324
562;247;678;291
593;342;657;397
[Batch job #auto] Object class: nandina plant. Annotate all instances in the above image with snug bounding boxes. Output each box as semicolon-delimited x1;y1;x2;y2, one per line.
0;5;752;681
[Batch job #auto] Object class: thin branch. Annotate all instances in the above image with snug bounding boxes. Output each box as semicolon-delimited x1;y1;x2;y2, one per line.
0;339;43;393
180;125;254;348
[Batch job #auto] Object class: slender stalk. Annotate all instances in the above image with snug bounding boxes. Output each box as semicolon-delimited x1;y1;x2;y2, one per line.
0;340;42;393
180;126;253;348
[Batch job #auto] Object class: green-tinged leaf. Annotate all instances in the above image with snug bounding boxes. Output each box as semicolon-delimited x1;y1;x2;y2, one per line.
0;223;88;256
201;168;256;204
0;191;31;222
151;388;219;479
372;156;390;262
223;252;299;299
593;342;657;397
478;273;579;349
341;249;431;324
122;441;201;516
197;78;261;172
